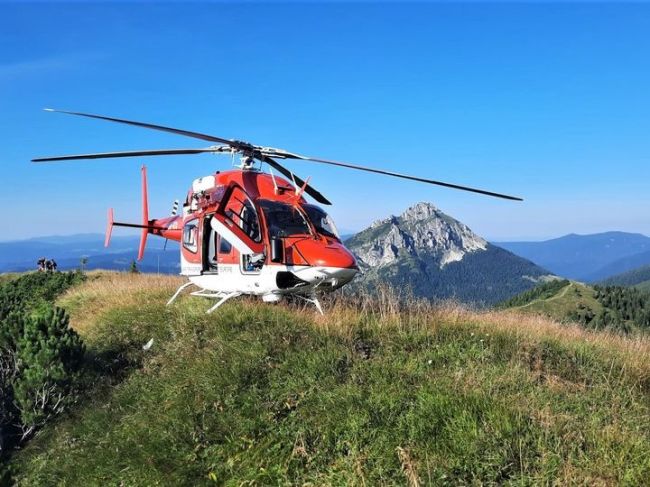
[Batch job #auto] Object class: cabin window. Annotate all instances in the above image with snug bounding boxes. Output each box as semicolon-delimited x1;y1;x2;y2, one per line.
240;202;260;241
219;236;232;254
183;218;199;253
222;190;261;242
259;200;311;238
203;215;218;270
303;204;340;240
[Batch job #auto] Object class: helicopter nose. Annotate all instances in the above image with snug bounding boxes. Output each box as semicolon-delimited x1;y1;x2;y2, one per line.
293;239;358;269
288;239;359;290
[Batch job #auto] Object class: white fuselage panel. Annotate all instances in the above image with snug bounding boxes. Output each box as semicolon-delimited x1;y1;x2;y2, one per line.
187;263;357;296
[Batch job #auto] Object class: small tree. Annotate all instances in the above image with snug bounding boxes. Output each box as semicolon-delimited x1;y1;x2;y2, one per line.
129;260;139;274
13;307;84;439
80;256;88;273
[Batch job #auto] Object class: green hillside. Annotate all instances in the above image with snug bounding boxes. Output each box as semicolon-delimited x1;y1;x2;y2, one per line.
601;264;650;287
5;274;650;484
500;280;603;323
600;264;650;293
501;280;650;335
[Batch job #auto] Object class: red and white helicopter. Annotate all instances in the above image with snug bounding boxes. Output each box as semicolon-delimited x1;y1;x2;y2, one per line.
33;109;522;313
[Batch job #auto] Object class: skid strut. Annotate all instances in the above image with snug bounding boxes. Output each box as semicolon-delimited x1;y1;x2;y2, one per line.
205;292;242;314
166;281;195;306
295;294;324;315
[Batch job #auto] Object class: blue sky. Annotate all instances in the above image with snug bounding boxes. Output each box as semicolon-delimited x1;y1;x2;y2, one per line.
1;1;649;241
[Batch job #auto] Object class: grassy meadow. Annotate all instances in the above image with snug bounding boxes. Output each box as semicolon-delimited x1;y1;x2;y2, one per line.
8;272;650;485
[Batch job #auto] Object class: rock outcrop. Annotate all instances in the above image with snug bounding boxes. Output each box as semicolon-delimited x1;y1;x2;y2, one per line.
349;202;487;268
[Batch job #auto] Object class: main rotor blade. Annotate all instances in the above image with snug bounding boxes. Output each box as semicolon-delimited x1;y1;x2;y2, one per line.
260;155;332;205
43;109;245;148
38;109;521;201
32;148;224;162
272;152;523;201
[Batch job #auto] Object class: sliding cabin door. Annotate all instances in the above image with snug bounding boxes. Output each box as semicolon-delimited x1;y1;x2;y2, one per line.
209;184;265;273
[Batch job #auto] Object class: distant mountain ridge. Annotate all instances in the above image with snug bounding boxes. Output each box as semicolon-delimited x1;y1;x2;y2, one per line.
600;264;650;288
587;250;650;283
497;232;650;282
346;202;552;305
0;234;179;274
6;220;650;302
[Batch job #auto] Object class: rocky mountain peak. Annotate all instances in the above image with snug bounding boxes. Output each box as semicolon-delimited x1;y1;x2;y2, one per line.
400;201;439;221
347;202;488;268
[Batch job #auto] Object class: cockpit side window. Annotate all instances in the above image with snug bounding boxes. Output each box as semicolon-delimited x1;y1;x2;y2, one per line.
259;200;311;238
302;204;340;240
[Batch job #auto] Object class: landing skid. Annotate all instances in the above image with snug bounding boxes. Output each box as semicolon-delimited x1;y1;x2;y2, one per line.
167;282;323;315
166;281;241;314
201;292;242;314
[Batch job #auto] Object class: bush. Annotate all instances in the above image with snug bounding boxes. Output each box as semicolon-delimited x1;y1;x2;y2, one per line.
13;307;85;438
0;272;85;461
0;312;24;455
0;271;84;321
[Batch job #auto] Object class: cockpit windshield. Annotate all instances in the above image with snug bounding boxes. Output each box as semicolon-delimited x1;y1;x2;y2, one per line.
302;204;340;240
259;200;311;238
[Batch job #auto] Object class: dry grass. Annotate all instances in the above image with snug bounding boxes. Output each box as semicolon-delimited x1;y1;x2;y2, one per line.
309;285;650;393
57;271;183;334
60;272;650;385
396;446;421;487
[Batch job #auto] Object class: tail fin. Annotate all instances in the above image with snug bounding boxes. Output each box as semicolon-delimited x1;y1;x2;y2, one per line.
103;166;159;260
138;165;149;261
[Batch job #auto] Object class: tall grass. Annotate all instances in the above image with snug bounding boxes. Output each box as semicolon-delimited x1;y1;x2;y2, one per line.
323;285;650;388
9;273;650;485
58;271;183;334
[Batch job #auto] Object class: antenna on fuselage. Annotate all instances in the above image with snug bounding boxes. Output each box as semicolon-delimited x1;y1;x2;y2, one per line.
295;176;311;201
290;171;298;193
170;199;179;216
269;167;279;195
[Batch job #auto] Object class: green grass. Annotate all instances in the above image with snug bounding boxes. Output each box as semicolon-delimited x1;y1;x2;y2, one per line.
509;282;603;322
8;275;650;485
0;273;19;285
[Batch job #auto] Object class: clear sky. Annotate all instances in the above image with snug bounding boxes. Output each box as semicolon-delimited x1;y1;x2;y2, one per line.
1;1;649;242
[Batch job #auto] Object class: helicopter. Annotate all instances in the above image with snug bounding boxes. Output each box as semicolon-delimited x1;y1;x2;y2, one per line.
32;109;522;313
